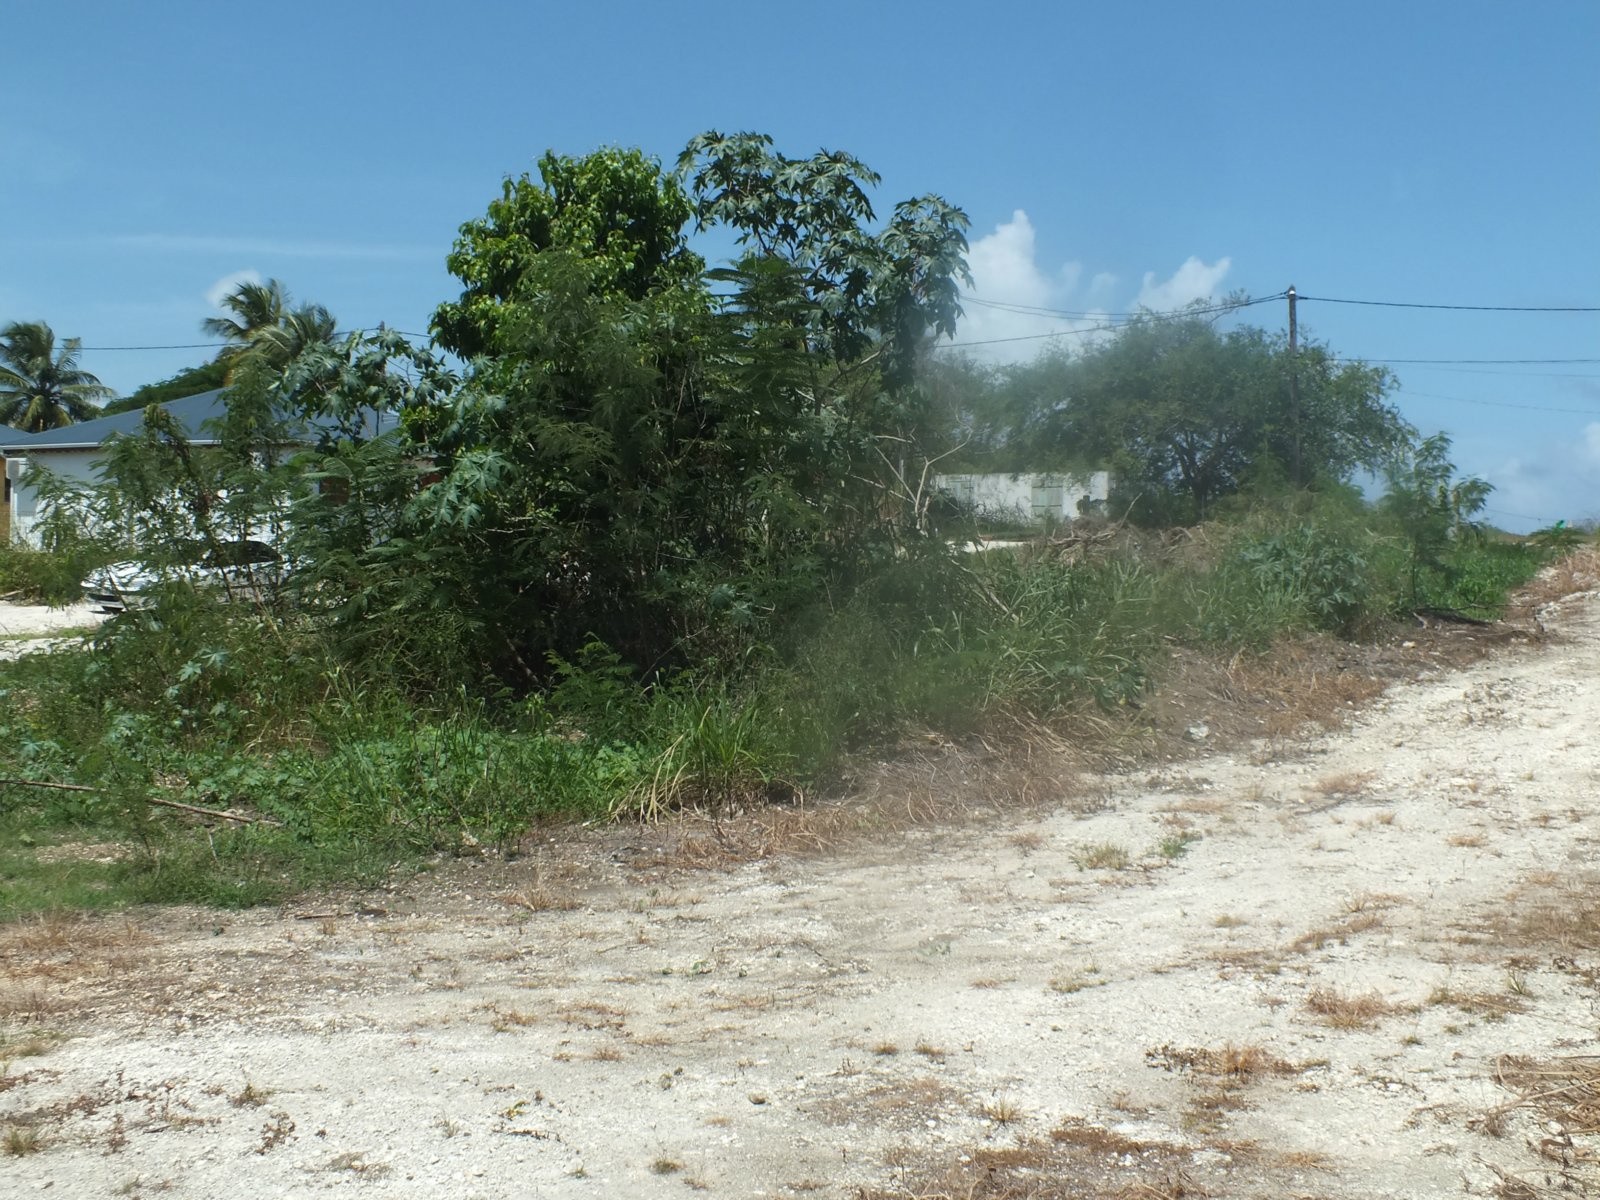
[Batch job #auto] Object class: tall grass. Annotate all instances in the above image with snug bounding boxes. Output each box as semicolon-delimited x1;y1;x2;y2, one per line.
0;499;1559;913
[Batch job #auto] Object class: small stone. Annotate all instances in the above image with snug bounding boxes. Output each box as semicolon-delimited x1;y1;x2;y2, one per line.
748;1093;767;1105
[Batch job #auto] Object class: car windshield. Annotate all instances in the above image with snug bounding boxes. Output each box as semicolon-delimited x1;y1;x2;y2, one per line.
204;541;280;568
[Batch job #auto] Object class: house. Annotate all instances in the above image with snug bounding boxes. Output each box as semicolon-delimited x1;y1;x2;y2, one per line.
0;422;25;544
932;470;1110;526
0;389;398;547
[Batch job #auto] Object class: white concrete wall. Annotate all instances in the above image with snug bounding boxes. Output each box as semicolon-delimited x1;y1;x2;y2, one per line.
933;471;1110;524
5;451;104;547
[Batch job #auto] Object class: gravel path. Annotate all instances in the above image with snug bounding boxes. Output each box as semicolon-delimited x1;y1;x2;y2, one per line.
0;601;102;660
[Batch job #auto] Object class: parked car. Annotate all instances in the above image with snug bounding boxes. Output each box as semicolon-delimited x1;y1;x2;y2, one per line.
82;539;286;615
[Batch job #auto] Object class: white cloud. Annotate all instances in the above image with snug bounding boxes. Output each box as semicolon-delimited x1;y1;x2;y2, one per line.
205;269;262;309
1474;434;1600;533
954;210;1106;363
1086;272;1118;302
1584;421;1600;466
948;213;1235;363
1133;255;1232;311
966;210;1053;309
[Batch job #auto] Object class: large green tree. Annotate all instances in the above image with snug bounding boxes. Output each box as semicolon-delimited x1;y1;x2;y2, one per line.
0;320;111;431
432;148;705;359
385;135;973;677
957;308;1410;522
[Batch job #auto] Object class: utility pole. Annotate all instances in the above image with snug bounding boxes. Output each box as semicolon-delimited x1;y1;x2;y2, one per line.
1287;285;1302;487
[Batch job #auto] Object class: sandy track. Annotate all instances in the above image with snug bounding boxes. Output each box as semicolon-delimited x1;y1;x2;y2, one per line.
3;593;1599;1197
0;602;102;661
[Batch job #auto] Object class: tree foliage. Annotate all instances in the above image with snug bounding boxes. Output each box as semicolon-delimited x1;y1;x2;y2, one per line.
943;307;1410;522
103;358;231;415
203;278;338;378
0;321;111;431
1379;431;1494;606
431;148;705;360
358;134;976;678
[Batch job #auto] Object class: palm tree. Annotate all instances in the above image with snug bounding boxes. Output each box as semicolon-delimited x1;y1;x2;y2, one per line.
203;280;338;378
251;303;338;368
0;321;112;432
202;278;291;355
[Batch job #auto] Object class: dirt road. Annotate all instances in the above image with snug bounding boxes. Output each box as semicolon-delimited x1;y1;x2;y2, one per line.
3;585;1599;1198
0;602;100;661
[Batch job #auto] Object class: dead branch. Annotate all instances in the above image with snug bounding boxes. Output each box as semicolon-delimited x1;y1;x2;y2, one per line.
144;796;283;827
0;777;282;827
0;777;98;793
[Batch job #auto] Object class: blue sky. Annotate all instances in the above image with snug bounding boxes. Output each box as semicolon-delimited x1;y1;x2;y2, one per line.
4;1;1596;529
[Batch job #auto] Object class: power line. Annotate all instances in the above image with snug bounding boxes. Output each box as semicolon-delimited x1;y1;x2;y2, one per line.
1397;388;1600;416
1484;506;1564;524
941;293;1283;349
1367;357;1600;366
1298;294;1600;313
961;292;1286;321
76;328;437;352
77;341;231;351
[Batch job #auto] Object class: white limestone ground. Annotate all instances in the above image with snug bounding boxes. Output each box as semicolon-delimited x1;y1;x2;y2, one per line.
2;579;1599;1198
0;602;101;660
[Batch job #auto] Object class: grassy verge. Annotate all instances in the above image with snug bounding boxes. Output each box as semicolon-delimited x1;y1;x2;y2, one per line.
0;500;1563;916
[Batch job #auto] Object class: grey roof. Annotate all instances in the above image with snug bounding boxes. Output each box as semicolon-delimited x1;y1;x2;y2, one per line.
0;389;399;454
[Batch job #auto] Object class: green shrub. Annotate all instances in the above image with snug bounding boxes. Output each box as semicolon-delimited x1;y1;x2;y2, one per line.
0;543;98;605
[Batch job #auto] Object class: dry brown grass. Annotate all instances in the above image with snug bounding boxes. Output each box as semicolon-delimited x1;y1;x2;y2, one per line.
3;1124;42;1156
815;1075;959;1132
1285;910;1386;954
1428;986;1530;1020
1073;842;1131;871
1146;1043;1300;1080
0;913;149;959
499;886;580;913
1146;1042;1310;1139
1490;1055;1600;1135
641;736;1089;870
1311;770;1376;798
553;1002;626;1030
1486;870;1600;953
1303;986;1403;1029
483;1004;538;1032
1343;891;1406;914
858;1123;1220;1199
1519;546;1600;608
0;988;68;1023
977;1095;1025;1125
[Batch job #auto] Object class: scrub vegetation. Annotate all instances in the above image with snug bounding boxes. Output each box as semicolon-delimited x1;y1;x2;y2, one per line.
0;133;1564;914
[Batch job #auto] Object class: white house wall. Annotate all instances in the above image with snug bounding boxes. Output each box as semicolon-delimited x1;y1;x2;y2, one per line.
933;471;1110;523
5;452;105;547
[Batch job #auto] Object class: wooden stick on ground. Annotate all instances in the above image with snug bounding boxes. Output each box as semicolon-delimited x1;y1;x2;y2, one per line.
0;777;282;827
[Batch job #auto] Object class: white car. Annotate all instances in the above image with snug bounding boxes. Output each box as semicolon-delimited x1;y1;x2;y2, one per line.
83;539;286;615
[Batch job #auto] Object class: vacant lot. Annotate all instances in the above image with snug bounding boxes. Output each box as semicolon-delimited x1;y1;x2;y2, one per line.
3;586;1598;1198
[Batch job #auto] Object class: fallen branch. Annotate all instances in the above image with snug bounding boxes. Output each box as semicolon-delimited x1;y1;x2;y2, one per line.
143;796;283;827
0;777;282;827
0;777;98;793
